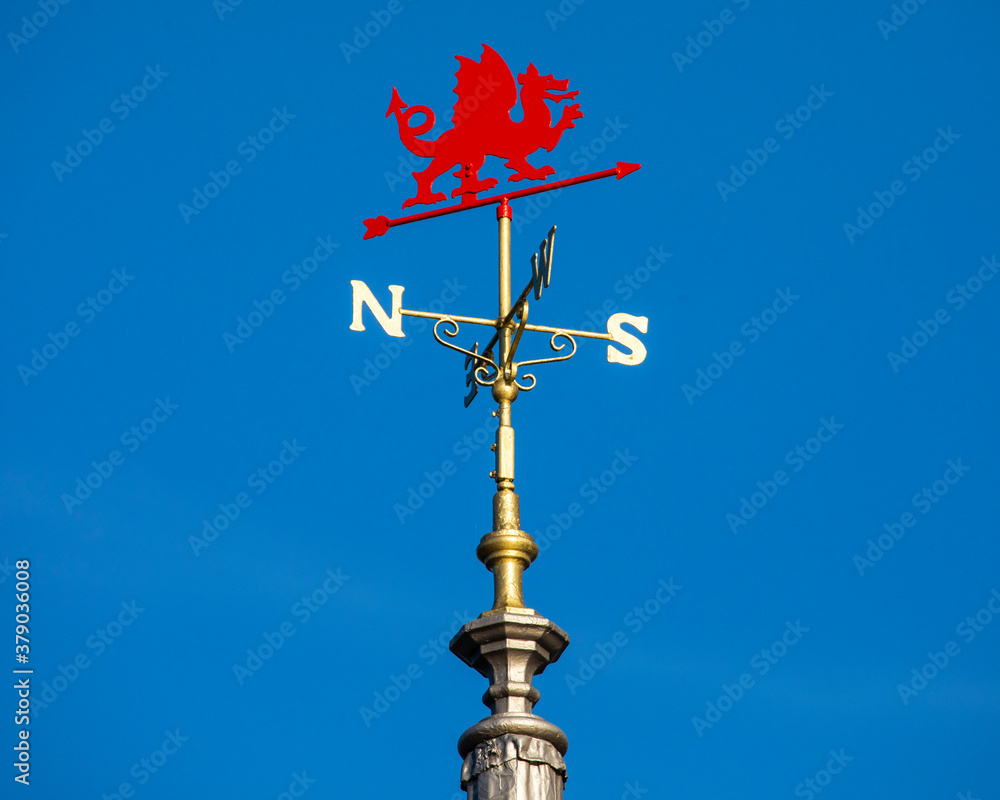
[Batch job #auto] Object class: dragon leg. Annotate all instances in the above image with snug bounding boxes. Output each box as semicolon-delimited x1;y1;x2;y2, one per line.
450;155;499;199
503;154;555;183
402;154;455;209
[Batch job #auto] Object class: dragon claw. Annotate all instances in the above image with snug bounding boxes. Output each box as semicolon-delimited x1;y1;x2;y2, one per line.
507;165;554;183
450;176;499;198
402;192;446;209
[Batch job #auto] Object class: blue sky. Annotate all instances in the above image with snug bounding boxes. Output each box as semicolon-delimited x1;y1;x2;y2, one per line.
2;1;999;798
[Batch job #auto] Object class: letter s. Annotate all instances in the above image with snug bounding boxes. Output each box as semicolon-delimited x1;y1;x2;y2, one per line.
955;621;974;644
569;150;589;171
750;653;769;675
794;783;814;800
453;441;472;463
784;451;804;472
248;473;267;495
775;117;794;140
77;302;96;324
120;431;140;453
912;492;931;515
418;644;437;666
606;313;648;365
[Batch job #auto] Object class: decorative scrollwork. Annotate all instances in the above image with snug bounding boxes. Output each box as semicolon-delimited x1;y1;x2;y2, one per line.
506;332;576;391
515;331;577;370
434;318;493;366
433;318;500;388
474;358;499;387
513;371;537;392
432;318;579;400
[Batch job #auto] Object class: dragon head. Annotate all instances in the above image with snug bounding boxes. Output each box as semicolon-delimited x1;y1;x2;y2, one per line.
518;63;580;103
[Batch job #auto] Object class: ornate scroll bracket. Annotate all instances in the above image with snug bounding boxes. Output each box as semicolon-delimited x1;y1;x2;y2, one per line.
348;224;648;406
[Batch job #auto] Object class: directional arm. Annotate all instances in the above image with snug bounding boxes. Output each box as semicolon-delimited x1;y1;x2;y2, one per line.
363;162;641;239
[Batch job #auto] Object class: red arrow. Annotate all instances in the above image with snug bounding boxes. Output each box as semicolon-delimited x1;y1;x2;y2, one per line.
363;161;641;239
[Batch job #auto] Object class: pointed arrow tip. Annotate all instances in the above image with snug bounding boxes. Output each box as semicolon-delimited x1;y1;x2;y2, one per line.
615;162;642;179
363;216;391;239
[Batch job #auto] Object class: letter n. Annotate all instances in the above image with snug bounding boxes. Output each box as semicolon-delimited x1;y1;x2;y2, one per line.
350;281;405;337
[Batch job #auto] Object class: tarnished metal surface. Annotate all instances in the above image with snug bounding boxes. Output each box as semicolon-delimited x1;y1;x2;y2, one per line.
461;734;567;800
451;611;569;758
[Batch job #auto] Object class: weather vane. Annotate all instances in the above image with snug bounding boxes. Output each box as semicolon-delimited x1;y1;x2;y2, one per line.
351;44;647;800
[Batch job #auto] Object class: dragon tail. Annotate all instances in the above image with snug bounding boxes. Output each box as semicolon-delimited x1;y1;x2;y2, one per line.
386;87;437;159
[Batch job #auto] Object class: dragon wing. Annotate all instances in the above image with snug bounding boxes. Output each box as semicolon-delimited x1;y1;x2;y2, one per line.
451;44;517;126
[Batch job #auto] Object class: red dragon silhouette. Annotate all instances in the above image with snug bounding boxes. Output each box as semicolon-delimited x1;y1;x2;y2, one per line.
386;44;583;209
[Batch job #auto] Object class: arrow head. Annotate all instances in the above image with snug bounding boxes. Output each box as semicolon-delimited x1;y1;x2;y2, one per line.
386;87;406;118
615;161;641;179
363;215;391;239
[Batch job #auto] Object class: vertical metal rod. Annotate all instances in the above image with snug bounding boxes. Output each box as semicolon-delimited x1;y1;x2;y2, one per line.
477;200;537;614
498;202;512;376
495;203;515;479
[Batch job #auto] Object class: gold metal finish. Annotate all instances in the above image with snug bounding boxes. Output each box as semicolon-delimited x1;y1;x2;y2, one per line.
473;205;538;614
352;211;649;617
408;305;614;342
433;319;501;375
514;322;610;341
400;308;498;327
499;210;512;357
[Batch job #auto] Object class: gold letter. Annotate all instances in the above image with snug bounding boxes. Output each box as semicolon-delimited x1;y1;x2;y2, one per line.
350;281;404;337
607;313;648;365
